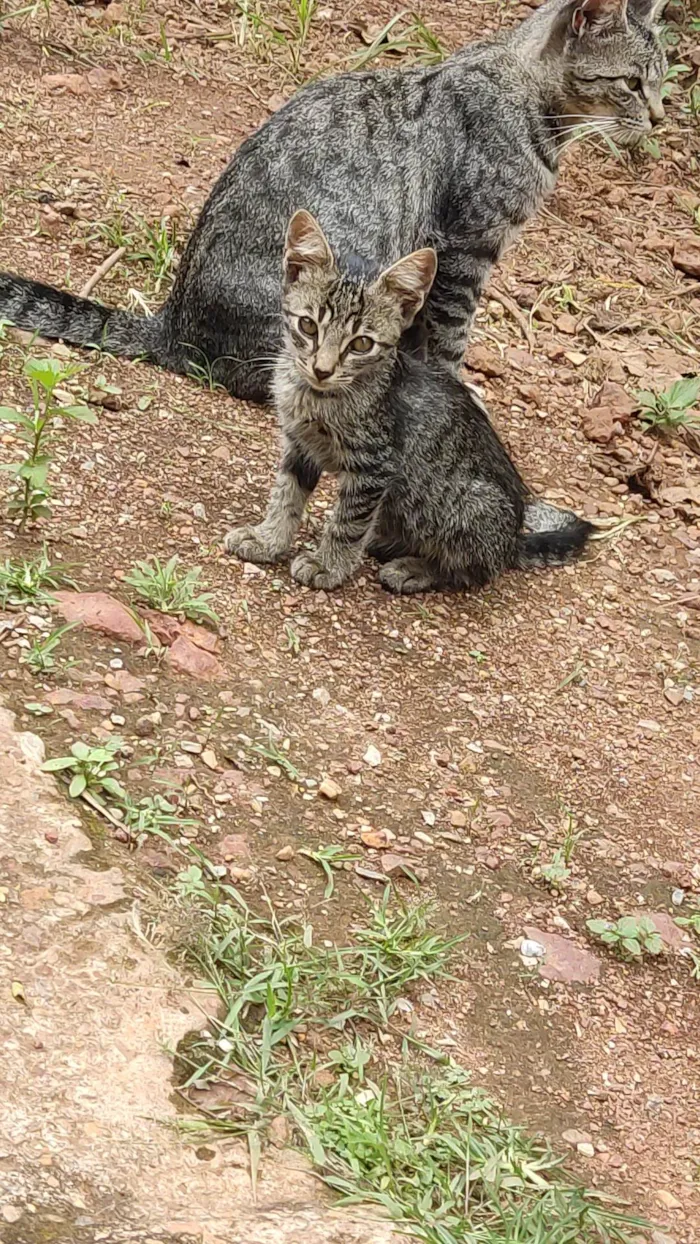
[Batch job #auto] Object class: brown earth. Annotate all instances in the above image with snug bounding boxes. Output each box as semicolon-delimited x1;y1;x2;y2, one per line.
1;0;699;1241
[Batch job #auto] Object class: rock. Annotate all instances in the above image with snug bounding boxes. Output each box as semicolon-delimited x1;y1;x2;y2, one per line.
180;741;202;754
142;610;181;646
450;810;467;828
354;864;387;883
586;888;604;906
647;912;688;951
582;406;616;444
523;926;601;985
54;591;143;644
1;1206;23;1224
562;1128;592;1147
201;749;218;771
218;835;250;862
381;853;420;881
228;867;252;883
276;845;295;861
104;670;146;695
673;238;700;279
318;777;342;801
181;620;221;654
671;889;685;907
592;380;636;420
467;345;505;378
44;72;89;95
166;636;223;681
577;1142;595;1158
654;1190;682;1211
664;686;685;707
360;826;395;850
520;939;546;959
363;744;382;768
556;312;579;335
45;688;112;712
135;715;156;738
267;1115;290;1148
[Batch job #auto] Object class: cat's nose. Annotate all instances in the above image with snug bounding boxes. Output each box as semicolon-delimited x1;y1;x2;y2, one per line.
313;365;333;381
648;93;665;125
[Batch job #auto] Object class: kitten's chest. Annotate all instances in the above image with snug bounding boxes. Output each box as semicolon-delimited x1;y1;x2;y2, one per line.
298;418;345;473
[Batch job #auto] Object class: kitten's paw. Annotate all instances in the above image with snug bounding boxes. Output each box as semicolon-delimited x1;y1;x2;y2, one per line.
379;558;437;595
224;525;284;564
291;551;349;590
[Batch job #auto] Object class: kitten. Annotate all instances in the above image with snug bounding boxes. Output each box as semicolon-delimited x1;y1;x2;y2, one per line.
0;0;667;400
225;212;591;594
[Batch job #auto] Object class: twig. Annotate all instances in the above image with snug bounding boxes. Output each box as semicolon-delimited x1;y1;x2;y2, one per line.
79;246;126;298
658;282;700;303
489;286;535;351
80;787;125;830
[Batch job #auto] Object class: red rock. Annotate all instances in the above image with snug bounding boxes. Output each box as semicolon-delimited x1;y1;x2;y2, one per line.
673;238;700;279
54;591;143;644
524;926;601;985
647;913;689;951
467;345;505;378
381;853;419;880
86;66;124;91
166;635;223;680
44;72;89;95
45;688;113;712
582;407;616;444
104;670;146;695
141;609;220;653
555;312;579;335
592;381;636;420
180;620;221;654
217;834;250;862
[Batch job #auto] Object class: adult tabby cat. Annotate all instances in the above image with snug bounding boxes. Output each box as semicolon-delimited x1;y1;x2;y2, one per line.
225;211;591;593
0;0;666;402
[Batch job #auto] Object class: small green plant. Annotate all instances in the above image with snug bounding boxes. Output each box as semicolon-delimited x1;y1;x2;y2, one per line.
21;621;77;674
299;844;362;899
538;848;571;889
124;555;219;625
352;10;445;70
635;376;700;434
284;621;301;655
91;206;178;294
587;915;664;961
0;0;49;31
247;732;301;782
0;357;96;526
0;548;76;608
122;792;200;838
42;738;126;802
675;907;700;937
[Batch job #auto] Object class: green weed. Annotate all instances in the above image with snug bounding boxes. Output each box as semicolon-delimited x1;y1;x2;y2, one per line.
0;356;96;526
0;547;76;608
42;738;126;803
352;11;445;71
21;621;77;674
587;915;664;961
124;555;219;625
635;377;700;434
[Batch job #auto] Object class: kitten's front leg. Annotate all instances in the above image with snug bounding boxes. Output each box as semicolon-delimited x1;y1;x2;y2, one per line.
291;470;389;590
225;445;320;564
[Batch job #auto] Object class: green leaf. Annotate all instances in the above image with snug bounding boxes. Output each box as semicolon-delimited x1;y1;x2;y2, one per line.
101;777;126;800
586;919;610;936
601;930;618;946
0;407;31;424
137;394;153;411
668;376;700;411
23;357;63;389
69;772;87;798
622;937;642;957
41;756;76;772
616;917;641;939
71;741;91;761
644;933;663;955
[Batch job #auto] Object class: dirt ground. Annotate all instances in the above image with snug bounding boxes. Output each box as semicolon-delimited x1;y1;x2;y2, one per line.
1;0;699;1241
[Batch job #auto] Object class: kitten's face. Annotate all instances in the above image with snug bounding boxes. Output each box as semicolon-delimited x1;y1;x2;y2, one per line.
281;212;437;394
558;0;667;148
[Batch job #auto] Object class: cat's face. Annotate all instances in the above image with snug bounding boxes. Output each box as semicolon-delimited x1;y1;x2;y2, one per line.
557;0;667;147
281;211;437;394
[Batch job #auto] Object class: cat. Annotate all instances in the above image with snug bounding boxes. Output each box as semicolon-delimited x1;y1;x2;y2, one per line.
0;0;666;402
224;211;592;594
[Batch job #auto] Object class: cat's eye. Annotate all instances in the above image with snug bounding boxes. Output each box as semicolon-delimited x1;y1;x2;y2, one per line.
298;316;317;337
626;76;642;93
349;335;374;354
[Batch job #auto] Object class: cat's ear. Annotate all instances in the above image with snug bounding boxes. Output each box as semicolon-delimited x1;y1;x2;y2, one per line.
374;248;438;325
571;0;628;37
284;211;334;284
627;0;666;26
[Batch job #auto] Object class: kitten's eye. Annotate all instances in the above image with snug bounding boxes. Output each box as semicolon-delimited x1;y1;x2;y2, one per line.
298;316;317;337
349;336;374;354
626;76;642;93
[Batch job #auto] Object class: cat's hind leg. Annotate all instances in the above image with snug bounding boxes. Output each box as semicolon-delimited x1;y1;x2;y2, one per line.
378;557;442;595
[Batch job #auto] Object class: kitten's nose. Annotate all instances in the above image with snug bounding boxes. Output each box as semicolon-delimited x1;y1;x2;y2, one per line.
648;94;665;125
313;365;333;382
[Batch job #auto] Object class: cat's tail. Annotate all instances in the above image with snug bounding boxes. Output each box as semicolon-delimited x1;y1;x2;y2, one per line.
0;272;168;362
515;499;593;570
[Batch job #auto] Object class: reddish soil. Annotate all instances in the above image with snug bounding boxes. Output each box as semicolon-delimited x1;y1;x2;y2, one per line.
1;1;699;1240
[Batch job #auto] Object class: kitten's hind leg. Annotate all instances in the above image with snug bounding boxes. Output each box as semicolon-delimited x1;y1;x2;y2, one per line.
225;447;320;564
379;557;441;595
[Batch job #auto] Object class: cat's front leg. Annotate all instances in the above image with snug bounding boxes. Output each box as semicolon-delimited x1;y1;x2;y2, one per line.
291;471;389;590
225;445;320;564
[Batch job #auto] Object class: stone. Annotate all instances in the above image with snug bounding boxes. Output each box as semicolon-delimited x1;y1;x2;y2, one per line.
104;670;146;695
135;715;156;738
577;1142;595;1158
201;749;218;771
45;688;112;712
586;888;604;906
673;238;700;278
276;845;295;861
654;1190;682;1211
360;826;395;850
318;777;342;801
450;810;467;828
582;406;616;444
381;853;419;880
592;380;636;420
166;636;223;681
363;744;382;767
647;912;688;951
218;835;250;862
54;592;143;644
562;1129;592;1147
466;345;505;377
523;926;601;985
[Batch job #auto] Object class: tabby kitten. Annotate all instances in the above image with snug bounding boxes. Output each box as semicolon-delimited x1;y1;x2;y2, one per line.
225;213;591;594
0;0;667;400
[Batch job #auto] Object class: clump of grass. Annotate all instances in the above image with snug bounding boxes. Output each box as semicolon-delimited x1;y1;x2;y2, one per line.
0;547;77;608
21;621;77;674
635;377;700;434
124;555;219;626
0;356;96;527
165;868;646;1242
352;10;445;70
90;204;179;294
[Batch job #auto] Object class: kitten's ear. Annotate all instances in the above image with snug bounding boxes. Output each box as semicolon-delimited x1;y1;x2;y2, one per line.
374;248;438;326
627;0;666;26
571;0;628;36
284;211;334;284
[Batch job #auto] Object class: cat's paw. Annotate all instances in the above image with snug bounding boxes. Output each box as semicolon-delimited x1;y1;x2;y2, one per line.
224;525;284;564
291;551;349;590
379;558;436;595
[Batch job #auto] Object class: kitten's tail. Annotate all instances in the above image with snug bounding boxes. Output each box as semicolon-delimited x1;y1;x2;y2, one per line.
0;272;168;361
515;499;592;570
